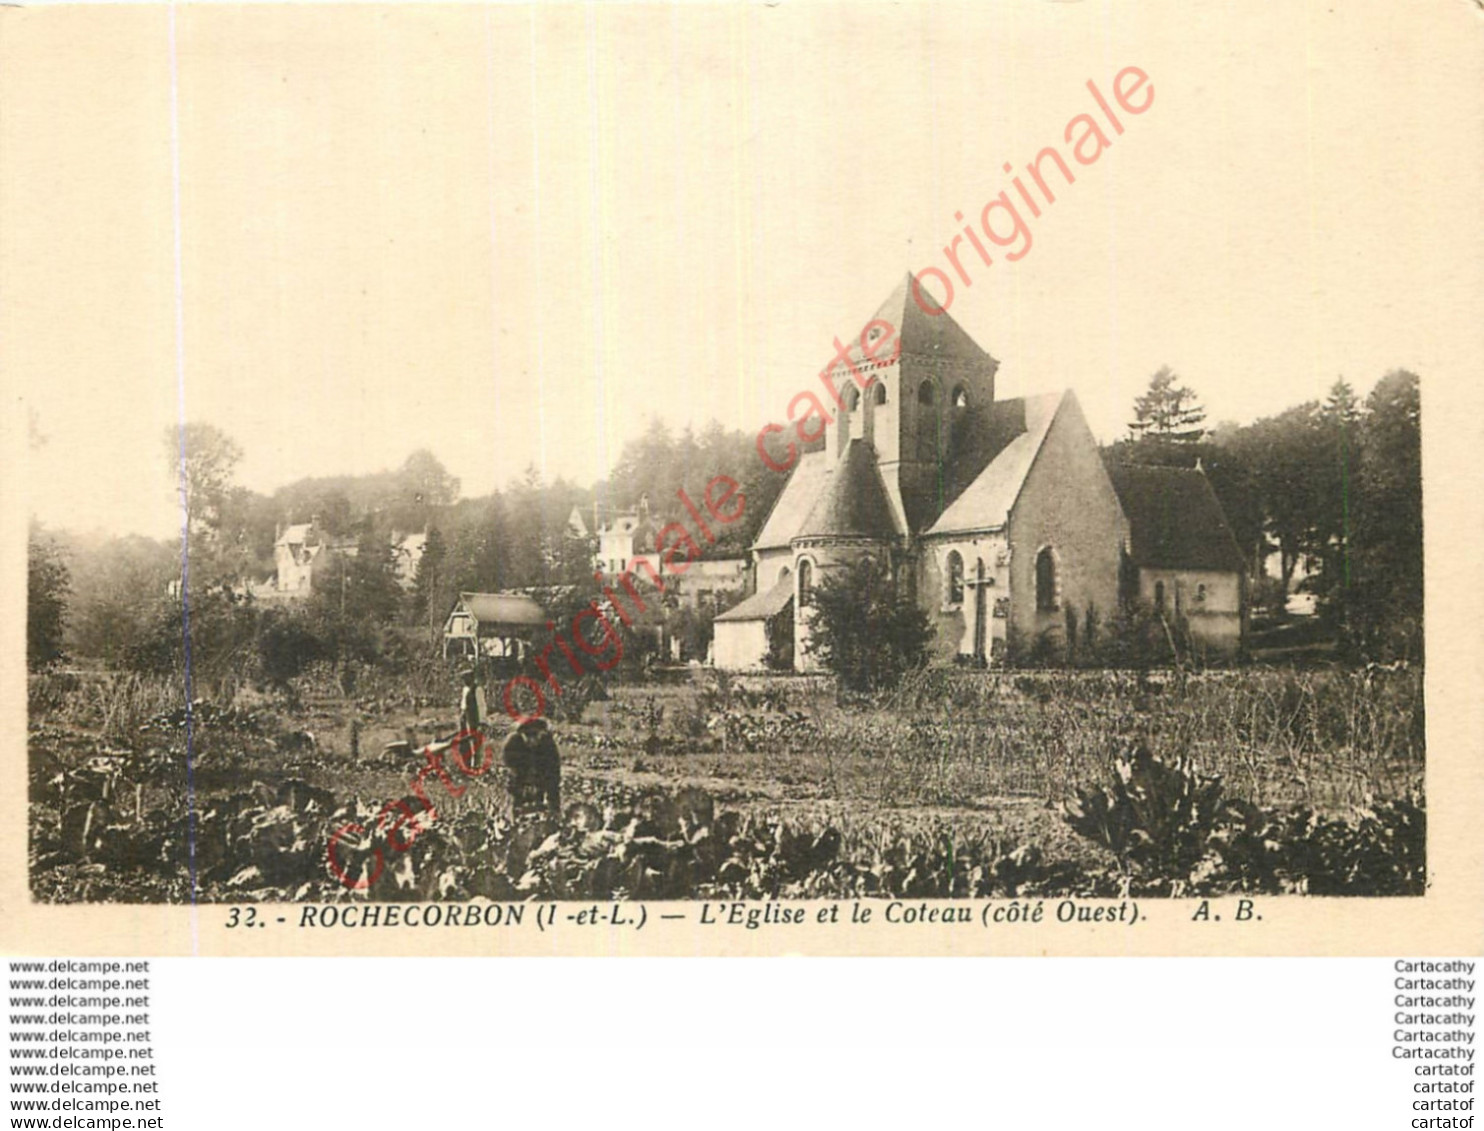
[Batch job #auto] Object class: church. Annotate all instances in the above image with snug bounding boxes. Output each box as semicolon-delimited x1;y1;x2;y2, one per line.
712;274;1245;670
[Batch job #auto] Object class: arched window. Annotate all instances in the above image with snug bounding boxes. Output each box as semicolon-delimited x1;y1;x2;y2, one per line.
1154;580;1166;613
947;385;971;459
945;550;964;607
837;382;860;453
873;382;888;406
916;381;940;460
778;565;792;586
1195;583;1207;603
1035;547;1058;612
797;559;814;607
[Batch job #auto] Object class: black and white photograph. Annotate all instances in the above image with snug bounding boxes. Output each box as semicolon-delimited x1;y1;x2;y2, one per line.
4;2;1471;949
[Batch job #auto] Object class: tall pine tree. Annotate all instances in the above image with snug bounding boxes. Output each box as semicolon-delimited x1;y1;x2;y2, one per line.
1128;367;1207;444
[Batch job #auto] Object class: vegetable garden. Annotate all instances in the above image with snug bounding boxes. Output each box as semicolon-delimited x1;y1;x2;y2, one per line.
27;663;1425;903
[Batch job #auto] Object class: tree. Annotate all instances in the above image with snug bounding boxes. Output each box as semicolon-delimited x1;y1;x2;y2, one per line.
65;533;178;665
165;422;243;545
399;449;461;507
608;417;677;512
215;485;278;581
1349;371;1422;659
27;523;70;670
411;525;450;635
308;532;405;661
1128;367;1207;444
391;450;460;532
442;495;507;596
602;415;785;555
254;608;324;689
804;558;933;692
499;466;552;588
1309;379;1363;622
1225;402;1327;595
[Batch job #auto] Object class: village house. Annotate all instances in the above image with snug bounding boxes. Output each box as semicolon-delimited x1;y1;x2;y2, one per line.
268;521;358;599
596;496;750;612
392;530;427;591
713;273;1246;670
596;501;657;578
256;523;438;602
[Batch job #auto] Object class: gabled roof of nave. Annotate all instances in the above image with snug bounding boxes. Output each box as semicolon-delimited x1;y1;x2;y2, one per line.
926;391;1068;537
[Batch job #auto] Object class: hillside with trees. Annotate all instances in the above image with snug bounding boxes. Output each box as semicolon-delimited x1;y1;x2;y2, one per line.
29;415;788;685
27;368;1421;683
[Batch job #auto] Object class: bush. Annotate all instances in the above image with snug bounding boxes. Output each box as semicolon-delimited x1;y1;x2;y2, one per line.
254;609;324;689
765;602;794;671
1063;745;1227;884
125;590;260;689
1064;746;1425;896
28;526;70;671
804;558;933;693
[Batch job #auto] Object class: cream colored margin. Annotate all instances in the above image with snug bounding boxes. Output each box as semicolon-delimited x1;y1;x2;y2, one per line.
0;0;1479;958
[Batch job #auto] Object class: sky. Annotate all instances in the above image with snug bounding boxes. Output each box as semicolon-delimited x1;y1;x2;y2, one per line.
3;1;1481;540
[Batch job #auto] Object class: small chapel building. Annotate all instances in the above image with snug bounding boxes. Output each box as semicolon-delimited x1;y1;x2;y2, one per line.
713;273;1245;670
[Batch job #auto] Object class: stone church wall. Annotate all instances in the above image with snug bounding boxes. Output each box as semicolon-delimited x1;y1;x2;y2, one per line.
1005;396;1127;658
917;532;1010;664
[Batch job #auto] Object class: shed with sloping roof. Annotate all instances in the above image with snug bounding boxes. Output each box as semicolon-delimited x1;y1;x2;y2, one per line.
443;591;549;662
713;576;795;671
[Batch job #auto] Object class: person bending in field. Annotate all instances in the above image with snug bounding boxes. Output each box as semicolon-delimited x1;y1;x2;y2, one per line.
501;717;561;816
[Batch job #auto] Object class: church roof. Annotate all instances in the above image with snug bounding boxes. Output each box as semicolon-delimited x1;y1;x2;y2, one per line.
715;574;794;623
1106;464;1246;573
925;391;1066;536
751;450;834;550
840;272;998;369
794;439;901;542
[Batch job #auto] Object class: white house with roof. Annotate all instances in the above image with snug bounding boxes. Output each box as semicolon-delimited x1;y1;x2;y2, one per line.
269;521;360;599
596;500;659;576
598;496;749;612
392;530;428;591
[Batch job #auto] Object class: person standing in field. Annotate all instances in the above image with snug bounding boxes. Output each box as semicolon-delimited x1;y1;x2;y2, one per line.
459;668;486;735
501;717;561;816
